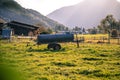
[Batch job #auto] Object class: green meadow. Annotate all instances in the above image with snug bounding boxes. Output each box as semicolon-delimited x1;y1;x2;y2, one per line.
0;37;120;80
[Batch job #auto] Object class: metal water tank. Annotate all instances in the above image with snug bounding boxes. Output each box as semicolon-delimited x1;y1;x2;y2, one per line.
37;33;74;44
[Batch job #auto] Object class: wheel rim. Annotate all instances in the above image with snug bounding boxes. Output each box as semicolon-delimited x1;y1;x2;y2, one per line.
54;45;60;50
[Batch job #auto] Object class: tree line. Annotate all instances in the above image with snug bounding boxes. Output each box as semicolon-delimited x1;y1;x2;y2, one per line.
29;14;120;37
87;14;120;37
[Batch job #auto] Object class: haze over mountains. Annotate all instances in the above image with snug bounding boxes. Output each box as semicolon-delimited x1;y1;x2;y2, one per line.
0;0;65;29
47;0;120;28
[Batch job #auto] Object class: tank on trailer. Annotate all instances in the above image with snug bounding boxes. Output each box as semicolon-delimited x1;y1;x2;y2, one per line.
37;33;74;50
37;33;74;44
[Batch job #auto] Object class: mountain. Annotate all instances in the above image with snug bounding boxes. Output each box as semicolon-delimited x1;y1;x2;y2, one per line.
0;0;65;29
47;0;120;28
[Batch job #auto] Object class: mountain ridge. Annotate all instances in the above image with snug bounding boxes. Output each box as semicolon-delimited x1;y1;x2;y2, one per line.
0;0;65;29
47;0;120;28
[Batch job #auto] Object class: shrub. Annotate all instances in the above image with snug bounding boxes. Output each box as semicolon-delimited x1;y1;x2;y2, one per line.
111;29;118;38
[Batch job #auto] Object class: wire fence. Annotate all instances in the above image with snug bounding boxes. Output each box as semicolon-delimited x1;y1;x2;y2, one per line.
78;36;120;45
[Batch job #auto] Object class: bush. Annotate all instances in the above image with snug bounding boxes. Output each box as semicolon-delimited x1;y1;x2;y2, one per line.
111;29;118;38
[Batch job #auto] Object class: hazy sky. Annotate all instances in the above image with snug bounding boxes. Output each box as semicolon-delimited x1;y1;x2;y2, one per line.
14;0;82;15
15;0;120;16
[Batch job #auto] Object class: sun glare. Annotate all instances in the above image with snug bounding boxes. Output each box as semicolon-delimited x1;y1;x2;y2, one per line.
117;0;120;2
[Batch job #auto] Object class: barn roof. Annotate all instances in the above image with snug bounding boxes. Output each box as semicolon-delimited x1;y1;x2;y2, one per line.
7;21;39;30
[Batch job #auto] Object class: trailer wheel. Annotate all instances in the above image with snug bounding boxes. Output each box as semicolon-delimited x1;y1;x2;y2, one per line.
47;43;61;50
47;43;53;49
53;44;61;50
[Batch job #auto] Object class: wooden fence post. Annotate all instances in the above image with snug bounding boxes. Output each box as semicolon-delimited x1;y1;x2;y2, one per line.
75;33;79;48
117;28;120;45
108;30;111;44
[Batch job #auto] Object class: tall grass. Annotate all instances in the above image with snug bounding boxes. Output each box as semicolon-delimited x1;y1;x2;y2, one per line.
0;35;120;80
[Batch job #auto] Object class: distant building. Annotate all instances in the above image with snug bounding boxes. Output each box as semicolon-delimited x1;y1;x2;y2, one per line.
6;21;39;36
2;28;12;39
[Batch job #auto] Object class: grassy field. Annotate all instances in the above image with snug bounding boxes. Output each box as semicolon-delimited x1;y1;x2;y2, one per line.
77;34;120;44
0;37;120;80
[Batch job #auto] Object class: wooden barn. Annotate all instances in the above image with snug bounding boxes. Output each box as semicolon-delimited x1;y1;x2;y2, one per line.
7;21;39;36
